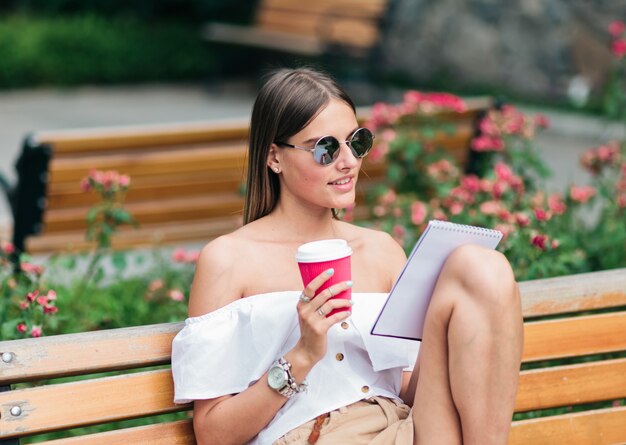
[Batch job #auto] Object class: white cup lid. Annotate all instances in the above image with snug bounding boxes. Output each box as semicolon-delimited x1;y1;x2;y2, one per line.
295;239;352;262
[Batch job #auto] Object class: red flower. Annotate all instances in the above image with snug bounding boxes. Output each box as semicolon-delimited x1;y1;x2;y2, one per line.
26;290;39;302
494;162;514;183
531;233;548;250
609;21;626;38
612;39;626;59
471;135;504;152
16;323;27;333
534;208;552;222
460;175;481;194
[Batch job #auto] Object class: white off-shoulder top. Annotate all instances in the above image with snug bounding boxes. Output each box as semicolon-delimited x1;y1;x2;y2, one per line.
171;291;420;445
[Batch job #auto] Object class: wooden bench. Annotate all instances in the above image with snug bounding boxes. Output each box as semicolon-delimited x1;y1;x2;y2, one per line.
1;268;625;444
2;98;491;254
201;0;394;59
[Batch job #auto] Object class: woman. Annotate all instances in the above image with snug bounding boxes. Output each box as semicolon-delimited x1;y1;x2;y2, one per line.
172;68;523;445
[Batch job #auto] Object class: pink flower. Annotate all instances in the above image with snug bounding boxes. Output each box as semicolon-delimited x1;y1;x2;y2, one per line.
44;304;59;315
26;290;39;302
80;177;92;192
119;175;131;188
16;323;27;333
168;289;185;302
609;21;626;37
1;240;15;254
492;181;509;200
515;212;530;227
480;200;501;216
471;135;504;152
36;296;49;306
21;262;44;275
551;239;560;249
448;202;464;215
46;290;57;301
185;251;200;263
569;185;596;203
612;39;626;59
148;279;164;292
392;224;406;243
31;325;42;338
495;223;514;241
535;114;550;129
548;193;567;215
618;194;626;208
494;162;514;183
380;189;397;205
19;300;30;310
460;175;481;194
171;248;187;263
534;208;552;222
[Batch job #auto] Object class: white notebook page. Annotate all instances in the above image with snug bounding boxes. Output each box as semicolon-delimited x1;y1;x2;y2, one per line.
371;220;503;341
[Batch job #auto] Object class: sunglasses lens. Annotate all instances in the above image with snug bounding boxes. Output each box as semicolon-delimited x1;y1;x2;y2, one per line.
349;128;374;157
314;136;340;165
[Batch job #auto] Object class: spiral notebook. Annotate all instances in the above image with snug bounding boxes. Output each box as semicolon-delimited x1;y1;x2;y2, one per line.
371;220;503;341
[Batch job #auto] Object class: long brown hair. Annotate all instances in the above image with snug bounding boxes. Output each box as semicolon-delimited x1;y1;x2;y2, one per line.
243;67;356;225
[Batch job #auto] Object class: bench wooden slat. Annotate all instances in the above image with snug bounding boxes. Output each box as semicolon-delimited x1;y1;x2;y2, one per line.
43;193;244;233
26;218;241;252
257;12;379;49
0;369;190;438
0;323;182;384
522;311;626;362
49;145;247;184
36;121;249;154
48;173;245;208
515;358;626;412
509;406;626;445
261;0;387;14
35;419;195;445
519;268;626;317
2;270;624;383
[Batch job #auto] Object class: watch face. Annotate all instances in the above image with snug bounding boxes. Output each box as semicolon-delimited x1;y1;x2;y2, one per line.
268;366;286;389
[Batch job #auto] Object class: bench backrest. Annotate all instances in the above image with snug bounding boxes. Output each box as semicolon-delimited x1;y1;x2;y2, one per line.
255;0;390;54
14;98;491;253
1;268;625;444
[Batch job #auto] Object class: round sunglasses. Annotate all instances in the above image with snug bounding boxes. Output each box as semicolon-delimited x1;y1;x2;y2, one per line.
275;127;374;166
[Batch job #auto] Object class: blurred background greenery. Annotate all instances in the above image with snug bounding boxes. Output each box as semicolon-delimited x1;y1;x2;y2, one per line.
0;0;256;88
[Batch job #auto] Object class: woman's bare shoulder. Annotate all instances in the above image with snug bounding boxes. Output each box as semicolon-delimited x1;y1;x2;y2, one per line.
187;229;256;317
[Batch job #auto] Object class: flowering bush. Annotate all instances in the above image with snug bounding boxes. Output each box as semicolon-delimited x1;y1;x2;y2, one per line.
0;241;60;339
362;84;625;280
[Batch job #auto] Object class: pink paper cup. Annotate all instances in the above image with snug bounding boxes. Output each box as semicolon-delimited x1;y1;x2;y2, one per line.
296;239;352;317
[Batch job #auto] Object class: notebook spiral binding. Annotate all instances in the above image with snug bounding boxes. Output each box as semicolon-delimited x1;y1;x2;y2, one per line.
430;220;503;238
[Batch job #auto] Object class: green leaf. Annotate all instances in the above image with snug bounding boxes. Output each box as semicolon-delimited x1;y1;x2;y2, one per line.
111;252;127;272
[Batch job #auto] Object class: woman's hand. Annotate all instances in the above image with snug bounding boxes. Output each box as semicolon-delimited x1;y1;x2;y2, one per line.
289;269;353;371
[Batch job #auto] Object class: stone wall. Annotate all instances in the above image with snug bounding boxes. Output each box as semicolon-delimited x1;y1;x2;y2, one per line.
380;0;625;102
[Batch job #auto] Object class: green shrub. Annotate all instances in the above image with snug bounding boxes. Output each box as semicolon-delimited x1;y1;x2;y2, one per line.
0;14;216;88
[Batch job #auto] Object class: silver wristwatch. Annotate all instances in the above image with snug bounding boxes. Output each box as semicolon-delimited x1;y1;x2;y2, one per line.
267;357;307;398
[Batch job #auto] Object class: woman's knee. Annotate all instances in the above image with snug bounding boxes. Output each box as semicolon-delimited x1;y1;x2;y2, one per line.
442;244;518;307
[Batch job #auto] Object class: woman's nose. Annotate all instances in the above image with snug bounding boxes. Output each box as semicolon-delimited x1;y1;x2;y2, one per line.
336;141;359;168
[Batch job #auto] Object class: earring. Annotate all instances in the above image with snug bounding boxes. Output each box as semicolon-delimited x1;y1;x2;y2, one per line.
274;168;280;173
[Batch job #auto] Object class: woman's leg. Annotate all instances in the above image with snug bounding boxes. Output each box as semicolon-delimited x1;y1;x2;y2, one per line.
409;244;524;445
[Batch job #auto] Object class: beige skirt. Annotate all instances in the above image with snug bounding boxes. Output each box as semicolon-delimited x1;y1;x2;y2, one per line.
273;397;414;445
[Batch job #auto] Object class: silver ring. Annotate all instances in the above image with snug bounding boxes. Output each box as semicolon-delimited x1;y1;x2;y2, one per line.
317;308;325;316
328;288;334;297
299;292;311;303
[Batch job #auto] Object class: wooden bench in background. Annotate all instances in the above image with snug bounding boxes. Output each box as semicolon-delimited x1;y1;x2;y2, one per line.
2;98;492;254
202;0;394;59
1;268;625;444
